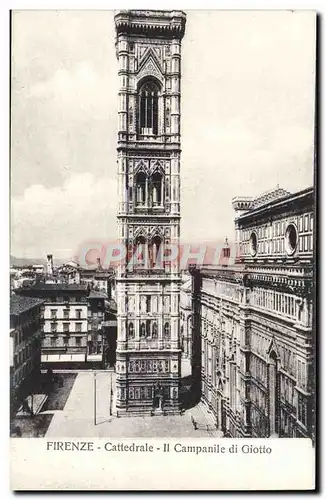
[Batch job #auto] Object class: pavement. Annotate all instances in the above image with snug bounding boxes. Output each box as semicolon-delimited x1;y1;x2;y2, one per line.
44;360;223;438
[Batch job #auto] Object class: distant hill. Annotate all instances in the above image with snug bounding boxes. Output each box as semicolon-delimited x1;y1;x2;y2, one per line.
10;256;66;268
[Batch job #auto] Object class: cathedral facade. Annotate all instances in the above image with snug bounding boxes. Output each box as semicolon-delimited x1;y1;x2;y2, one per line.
191;187;315;438
114;10;186;415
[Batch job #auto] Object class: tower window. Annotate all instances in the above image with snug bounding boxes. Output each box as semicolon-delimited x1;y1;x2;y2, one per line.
151;236;163;268
151;172;163;206
164;322;170;338
134;236;147;267
135;172;146;205
138;80;159;136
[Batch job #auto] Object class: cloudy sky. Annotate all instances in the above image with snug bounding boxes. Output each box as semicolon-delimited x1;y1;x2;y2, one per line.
11;10;315;259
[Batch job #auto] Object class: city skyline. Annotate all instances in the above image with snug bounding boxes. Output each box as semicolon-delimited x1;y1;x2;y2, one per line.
11;10;315;259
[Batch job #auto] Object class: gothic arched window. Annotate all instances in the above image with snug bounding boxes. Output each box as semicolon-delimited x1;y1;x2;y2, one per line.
151;236;163;268
151;171;163;206
152;322;158;338
164;322;170;338
134;236;147;268
135;172;146;205
140;322;146;338
138;80;159;136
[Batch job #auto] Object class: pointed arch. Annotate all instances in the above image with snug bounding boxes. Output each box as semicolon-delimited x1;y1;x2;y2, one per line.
134;226;147;240
150;160;165;176
134;160;149;176
149;226;164;239
267;337;280;360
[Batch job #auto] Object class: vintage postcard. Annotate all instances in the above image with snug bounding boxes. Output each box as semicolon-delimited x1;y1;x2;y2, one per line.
10;9;316;491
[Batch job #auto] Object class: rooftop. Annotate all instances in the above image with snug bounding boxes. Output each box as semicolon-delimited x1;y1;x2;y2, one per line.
10;295;44;316
15;281;88;296
252;187;291;209
17;282;89;292
237;186;313;221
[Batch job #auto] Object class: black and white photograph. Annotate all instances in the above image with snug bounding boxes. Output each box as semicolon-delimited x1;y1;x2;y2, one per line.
9;8;317;490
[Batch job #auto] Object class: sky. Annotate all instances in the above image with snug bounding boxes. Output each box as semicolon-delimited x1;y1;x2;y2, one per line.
11;10;316;260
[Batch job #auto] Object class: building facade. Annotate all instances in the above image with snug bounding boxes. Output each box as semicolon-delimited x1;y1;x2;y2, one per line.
15;284;89;367
191;187;315;439
10;296;44;415
114;10;186;415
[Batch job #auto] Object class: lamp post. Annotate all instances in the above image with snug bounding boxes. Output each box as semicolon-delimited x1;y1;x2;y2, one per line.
94;372;97;426
109;374;113;416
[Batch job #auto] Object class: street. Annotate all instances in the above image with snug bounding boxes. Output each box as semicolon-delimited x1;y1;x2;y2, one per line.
43;363;223;438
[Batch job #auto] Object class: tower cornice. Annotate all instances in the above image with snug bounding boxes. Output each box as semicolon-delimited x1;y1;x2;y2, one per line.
115;10;186;40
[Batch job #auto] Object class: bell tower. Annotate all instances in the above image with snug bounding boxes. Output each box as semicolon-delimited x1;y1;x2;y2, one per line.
114;10;186;415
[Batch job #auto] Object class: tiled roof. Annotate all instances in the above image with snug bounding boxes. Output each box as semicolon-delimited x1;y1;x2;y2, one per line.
252;187;291;209
10;295;44;316
26;282;88;291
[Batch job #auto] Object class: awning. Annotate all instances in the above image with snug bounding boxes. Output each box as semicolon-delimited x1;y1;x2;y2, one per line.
41;354;85;363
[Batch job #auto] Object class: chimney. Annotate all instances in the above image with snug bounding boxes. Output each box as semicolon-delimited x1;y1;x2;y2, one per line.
46;254;54;276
